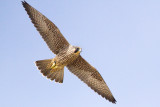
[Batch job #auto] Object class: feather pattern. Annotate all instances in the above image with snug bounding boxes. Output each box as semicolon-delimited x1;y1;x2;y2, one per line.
67;56;116;103
35;59;64;83
22;1;116;103
22;1;69;54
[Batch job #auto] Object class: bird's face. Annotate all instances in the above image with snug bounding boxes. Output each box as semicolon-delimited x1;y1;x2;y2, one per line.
73;46;82;55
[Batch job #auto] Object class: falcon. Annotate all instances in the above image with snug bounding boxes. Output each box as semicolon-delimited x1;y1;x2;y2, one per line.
22;1;116;103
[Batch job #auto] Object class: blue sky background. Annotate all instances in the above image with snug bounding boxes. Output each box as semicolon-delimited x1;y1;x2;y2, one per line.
1;0;160;107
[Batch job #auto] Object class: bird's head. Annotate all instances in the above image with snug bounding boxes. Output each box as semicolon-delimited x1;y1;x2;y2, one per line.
73;46;82;55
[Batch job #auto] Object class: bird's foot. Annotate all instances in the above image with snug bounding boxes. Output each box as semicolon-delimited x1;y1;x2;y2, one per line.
51;61;56;69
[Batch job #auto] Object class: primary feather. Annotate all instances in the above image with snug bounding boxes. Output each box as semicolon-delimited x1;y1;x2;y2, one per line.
22;1;69;54
67;56;116;103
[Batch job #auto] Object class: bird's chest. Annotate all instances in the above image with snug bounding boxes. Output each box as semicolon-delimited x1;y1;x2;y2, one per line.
55;53;78;66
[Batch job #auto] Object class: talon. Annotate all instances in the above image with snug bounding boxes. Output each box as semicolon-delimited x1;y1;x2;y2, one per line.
51;61;56;69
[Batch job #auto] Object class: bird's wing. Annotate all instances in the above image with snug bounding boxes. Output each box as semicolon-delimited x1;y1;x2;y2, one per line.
22;1;69;54
67;55;116;103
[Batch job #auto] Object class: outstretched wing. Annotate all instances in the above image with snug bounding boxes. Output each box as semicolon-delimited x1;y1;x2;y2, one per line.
67;56;116;103
22;1;69;54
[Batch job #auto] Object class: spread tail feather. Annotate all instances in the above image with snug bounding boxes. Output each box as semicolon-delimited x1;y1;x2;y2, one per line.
35;59;64;83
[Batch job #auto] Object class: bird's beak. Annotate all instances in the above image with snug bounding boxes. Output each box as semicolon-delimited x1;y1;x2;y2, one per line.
79;48;82;52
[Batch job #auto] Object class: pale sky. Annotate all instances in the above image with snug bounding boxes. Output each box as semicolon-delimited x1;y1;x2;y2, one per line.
1;0;160;107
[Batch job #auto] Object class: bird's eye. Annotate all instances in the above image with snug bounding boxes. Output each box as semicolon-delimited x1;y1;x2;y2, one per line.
74;48;79;53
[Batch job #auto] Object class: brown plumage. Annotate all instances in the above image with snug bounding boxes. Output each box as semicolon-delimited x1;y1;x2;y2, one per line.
67;56;116;102
22;1;116;103
22;1;69;54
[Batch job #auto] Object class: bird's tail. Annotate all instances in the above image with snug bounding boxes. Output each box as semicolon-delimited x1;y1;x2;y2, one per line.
35;59;64;83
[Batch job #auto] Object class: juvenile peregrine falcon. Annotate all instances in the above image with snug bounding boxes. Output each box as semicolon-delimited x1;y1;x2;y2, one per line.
22;1;116;103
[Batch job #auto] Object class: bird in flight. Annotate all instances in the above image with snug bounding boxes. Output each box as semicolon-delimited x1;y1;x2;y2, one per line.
22;1;116;103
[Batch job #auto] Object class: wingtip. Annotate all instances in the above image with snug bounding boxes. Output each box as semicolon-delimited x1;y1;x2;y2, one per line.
105;96;116;104
21;0;25;4
110;100;116;104
21;0;28;6
111;98;117;104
